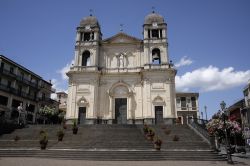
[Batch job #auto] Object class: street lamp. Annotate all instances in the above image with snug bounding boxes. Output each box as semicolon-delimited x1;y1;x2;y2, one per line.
220;101;233;164
204;105;208;121
186;104;191;124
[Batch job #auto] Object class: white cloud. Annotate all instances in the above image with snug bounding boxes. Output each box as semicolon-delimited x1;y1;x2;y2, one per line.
50;78;67;99
175;56;193;68
58;60;74;80
176;65;250;92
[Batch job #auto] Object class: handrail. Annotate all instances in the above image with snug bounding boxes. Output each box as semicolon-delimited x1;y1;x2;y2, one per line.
188;120;210;144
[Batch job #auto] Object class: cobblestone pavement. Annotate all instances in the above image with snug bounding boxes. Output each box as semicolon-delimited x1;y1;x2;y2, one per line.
0;157;249;166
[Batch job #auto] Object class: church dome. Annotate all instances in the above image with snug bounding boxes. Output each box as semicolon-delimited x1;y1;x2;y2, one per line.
144;12;165;24
80;15;99;27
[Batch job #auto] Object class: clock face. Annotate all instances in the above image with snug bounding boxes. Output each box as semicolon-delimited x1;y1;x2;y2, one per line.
152;22;158;27
85;25;91;30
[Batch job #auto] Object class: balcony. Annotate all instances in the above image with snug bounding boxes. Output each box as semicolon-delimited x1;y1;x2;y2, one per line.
0;68;16;78
70;66;98;72
177;107;199;111
143;63;174;70
37;97;53;103
100;67;142;73
0;83;36;101
16;75;38;89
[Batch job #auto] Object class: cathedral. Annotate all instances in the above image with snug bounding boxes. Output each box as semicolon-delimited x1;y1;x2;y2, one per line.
66;12;199;125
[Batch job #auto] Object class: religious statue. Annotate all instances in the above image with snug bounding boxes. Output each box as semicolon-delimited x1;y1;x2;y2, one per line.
17;103;26;126
119;54;124;68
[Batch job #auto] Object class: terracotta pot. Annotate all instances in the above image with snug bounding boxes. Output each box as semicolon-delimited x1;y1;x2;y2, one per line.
154;144;161;150
73;128;78;134
40;143;47;150
58;136;63;141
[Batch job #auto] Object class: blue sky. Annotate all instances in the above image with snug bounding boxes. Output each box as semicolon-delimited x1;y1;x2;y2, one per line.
0;0;250;119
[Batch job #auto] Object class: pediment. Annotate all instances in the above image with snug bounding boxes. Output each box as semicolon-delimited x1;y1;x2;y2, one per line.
102;32;142;44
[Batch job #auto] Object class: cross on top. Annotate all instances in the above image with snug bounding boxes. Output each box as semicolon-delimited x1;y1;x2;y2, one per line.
120;24;124;32
89;9;93;16
152;6;155;13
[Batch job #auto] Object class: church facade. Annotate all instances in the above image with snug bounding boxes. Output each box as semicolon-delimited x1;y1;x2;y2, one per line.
66;12;195;125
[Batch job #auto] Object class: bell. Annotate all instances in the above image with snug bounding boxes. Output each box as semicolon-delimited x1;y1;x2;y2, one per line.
152;53;159;60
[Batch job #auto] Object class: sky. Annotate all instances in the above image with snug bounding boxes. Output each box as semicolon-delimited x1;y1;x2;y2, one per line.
0;0;250;119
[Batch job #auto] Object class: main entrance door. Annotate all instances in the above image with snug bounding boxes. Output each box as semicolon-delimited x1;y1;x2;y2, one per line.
115;98;127;124
155;106;163;124
78;107;86;124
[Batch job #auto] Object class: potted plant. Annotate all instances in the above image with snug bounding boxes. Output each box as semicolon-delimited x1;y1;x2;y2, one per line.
146;128;155;141
154;137;162;150
14;135;20;142
173;135;180;141
143;124;149;135
39;130;48;150
57;129;64;141
72;119;78;134
62;119;67;129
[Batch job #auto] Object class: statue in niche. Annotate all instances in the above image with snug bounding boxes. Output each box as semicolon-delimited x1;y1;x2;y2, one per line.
117;53;127;68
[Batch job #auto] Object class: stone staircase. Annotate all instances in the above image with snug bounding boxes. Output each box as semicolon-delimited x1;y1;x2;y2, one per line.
150;125;210;150
0;124;225;161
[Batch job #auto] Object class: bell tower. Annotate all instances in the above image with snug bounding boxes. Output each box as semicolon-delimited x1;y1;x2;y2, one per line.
143;11;169;66
74;14;102;69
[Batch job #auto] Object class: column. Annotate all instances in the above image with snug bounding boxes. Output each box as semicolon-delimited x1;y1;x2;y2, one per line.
76;32;80;42
162;29;166;38
109;95;113;119
127;96;131;119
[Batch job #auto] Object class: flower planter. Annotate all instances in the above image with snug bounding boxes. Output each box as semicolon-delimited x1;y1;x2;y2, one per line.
40;143;47;150
154;144;161;150
73;128;78;134
146;134;154;141
58;136;63;141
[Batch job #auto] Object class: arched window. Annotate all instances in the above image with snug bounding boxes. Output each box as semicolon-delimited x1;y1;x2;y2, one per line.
152;48;161;64
82;51;90;66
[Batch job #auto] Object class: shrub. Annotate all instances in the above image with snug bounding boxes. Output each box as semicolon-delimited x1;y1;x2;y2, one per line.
143;124;149;134
57;129;64;141
39;130;48;150
72;119;78;134
154;137;162;146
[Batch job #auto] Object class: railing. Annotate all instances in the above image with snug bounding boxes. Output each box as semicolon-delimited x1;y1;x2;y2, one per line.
176;106;199;111
69;64;175;73
0;68;16;78
70;66;98;72
0;83;36;101
188;120;210;144
143;63;173;70
101;67;143;73
37;97;53;103
0;69;39;89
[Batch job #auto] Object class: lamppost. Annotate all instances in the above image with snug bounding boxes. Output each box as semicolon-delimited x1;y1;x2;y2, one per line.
204;105;208;121
186;104;190;124
220;101;233;164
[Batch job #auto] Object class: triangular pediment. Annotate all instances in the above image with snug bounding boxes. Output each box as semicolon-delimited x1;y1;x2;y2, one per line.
102;32;142;44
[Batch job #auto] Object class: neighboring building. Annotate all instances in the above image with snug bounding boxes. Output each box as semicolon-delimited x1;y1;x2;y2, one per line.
176;92;199;124
227;99;245;125
0;55;57;123
66;12;178;125
243;81;250;134
56;91;67;112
